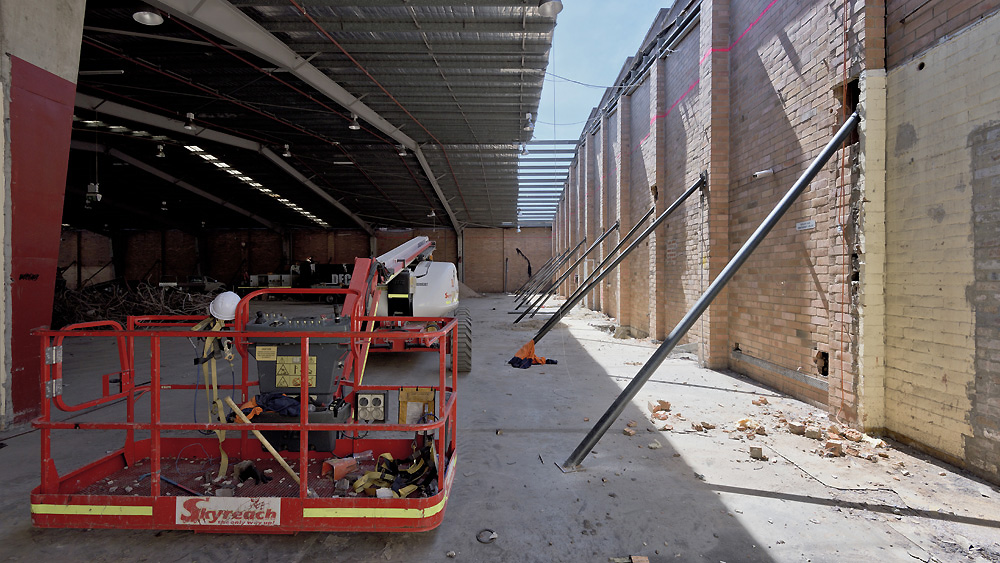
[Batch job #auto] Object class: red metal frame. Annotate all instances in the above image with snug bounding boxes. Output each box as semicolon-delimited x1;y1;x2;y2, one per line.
30;279;460;533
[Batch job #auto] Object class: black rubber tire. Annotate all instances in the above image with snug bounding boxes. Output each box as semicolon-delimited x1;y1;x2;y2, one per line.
454;306;473;373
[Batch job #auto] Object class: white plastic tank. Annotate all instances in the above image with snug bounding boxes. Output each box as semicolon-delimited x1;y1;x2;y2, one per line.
413;261;459;317
375;261;459;318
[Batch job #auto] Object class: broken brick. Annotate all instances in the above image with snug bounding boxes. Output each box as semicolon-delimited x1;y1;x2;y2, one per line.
805;426;822;439
752;397;769;406
824;440;844;456
623;427;637;437
627;420;638;428
788;422;806;435
701;422;716;430
652;411;670;421
842;428;863;442
755;426;767;436
692;423;704;432
749;446;768;460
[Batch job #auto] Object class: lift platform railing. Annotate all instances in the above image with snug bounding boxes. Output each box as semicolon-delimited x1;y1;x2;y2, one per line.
515;220;620;323
562;111;861;470
31;288;461;533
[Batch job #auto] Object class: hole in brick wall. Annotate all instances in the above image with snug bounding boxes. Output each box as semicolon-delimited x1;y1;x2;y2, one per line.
917;62;925;71
851;253;860;282
733;342;741;352
844;78;860;145
815;350;829;377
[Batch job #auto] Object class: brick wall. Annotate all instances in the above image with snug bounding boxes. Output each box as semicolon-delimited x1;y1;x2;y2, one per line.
462;227;551;293
58;229;114;288
544;0;1000;485
885;11;998;477
886;0;999;68
661;19;709;352
626;75;656;339
605;110;621;320
726;0;855;390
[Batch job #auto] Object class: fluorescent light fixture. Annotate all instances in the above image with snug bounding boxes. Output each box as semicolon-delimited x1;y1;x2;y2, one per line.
184;145;204;152
212;161;229;168
133;11;164;26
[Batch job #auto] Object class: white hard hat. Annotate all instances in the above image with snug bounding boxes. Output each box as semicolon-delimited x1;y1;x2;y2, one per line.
209;291;241;321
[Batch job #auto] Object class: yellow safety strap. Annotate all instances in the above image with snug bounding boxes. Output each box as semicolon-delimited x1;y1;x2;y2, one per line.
193;317;230;480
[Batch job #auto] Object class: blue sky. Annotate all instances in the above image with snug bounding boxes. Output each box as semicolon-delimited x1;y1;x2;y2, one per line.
534;2;674;141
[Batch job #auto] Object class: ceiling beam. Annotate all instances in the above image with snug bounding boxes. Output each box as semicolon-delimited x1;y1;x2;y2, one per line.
75;92;373;235
263;21;553;34
149;0;461;233
70;139;282;232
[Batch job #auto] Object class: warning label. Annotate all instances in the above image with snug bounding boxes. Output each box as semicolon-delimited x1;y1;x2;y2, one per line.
254;346;277;361
274;355;316;388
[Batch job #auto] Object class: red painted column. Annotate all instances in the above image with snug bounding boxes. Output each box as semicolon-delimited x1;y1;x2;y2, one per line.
9;57;75;422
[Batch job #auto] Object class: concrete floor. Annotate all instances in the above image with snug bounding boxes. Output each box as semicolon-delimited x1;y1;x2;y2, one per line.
2;292;999;562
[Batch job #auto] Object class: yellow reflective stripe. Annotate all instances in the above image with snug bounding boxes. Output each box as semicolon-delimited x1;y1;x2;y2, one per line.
302;492;448;520
31;503;152;516
387;294;410;299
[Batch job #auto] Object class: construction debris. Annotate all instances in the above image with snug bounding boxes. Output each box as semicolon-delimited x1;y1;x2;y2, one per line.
749;446;768;461
623;427;637;437
752;397;769;406
647;400;671;413
824;440;844;457
53;280;223;328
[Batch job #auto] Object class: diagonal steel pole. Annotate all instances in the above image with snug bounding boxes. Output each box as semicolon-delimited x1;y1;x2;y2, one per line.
513;252;557;295
516;243;577;305
516;246;571;301
530;173;706;340
515;221;620;323
562;112;860;470
559;206;656;308
516;238;586;307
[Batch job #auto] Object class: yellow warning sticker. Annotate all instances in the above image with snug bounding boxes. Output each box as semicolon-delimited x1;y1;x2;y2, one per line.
255;346;278;361
274;356;317;388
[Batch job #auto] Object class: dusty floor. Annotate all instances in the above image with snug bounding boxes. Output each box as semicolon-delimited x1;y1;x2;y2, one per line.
1;292;999;562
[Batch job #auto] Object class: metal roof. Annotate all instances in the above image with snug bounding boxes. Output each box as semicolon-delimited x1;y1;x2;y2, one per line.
67;0;557;235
